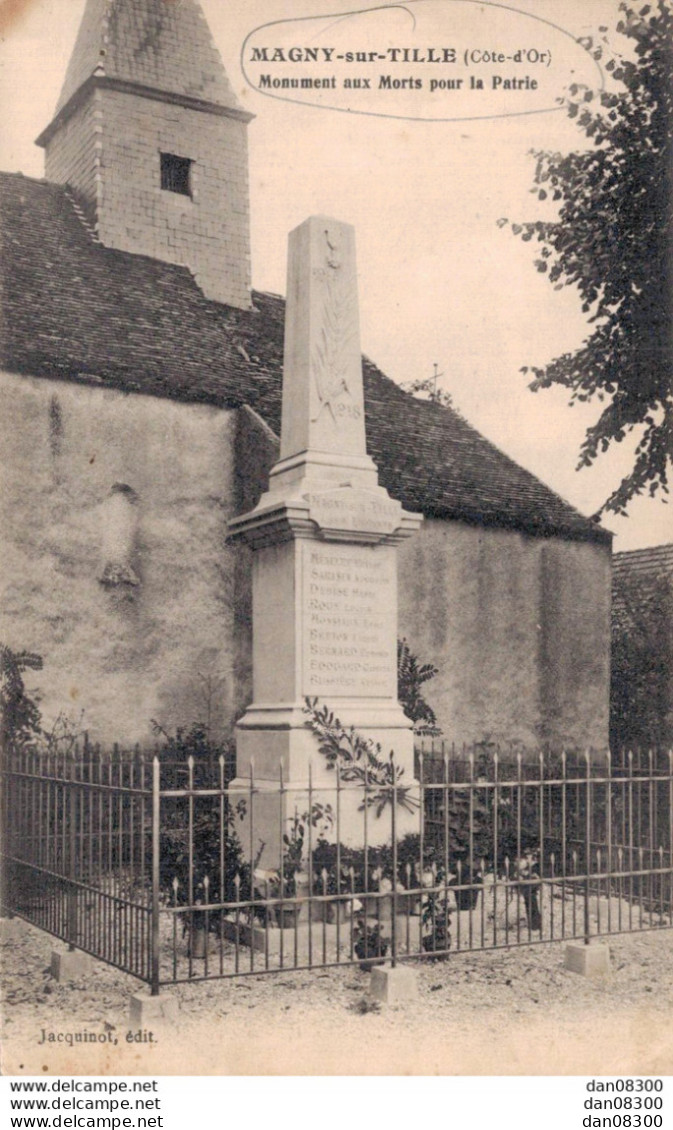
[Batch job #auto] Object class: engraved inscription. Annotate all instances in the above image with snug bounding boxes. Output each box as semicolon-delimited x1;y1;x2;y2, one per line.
308;488;402;536
303;543;396;697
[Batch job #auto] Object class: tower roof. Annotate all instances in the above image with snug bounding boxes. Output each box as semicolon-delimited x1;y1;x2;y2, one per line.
52;0;243;120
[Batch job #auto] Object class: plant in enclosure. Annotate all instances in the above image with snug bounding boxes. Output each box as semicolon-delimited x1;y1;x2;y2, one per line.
261;803;334;923
353;916;389;970
421;881;452;959
151;719;235;777
152;720;248;941
512;852;542;932
310;834;425;900
160;794;251;942
421;746;567;910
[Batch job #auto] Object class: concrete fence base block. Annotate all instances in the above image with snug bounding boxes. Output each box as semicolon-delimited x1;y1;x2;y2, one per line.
369;964;420;1005
129;993;179;1027
564;942;611;978
0;918;21;943
50;949;92;982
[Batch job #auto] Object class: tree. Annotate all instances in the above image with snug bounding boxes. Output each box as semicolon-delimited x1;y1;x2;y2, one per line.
401;372;473;423
505;1;672;515
401;374;456;411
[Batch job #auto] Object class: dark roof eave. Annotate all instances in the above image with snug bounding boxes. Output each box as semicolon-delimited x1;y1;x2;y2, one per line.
0;354;249;413
420;504;613;546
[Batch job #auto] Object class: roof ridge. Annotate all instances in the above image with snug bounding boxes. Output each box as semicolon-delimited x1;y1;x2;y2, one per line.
0;170;48;186
613;544;673;560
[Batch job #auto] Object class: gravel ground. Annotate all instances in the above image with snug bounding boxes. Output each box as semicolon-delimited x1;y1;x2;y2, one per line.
1;916;672;1076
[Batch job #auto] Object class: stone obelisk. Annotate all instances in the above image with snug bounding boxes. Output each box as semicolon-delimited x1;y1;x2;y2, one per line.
228;216;422;858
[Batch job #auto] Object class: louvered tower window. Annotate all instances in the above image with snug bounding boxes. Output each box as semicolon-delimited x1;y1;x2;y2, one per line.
160;153;193;197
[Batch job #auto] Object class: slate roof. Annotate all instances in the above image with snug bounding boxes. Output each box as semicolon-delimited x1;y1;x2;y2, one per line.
0;171;611;545
613;544;673;582
52;0;242;120
612;545;673;621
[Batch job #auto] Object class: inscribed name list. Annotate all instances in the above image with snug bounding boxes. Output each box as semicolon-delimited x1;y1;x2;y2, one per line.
302;542;396;698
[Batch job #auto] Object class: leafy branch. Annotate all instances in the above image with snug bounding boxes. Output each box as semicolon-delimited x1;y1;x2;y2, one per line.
303;697;419;816
397;638;441;737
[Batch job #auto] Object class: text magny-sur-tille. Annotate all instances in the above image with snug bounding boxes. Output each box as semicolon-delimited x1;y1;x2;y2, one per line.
248;46;550;65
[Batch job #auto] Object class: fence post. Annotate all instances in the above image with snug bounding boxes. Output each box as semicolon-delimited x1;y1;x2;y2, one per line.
606;750;613;934
584;752;591;946
669;751;673;916
150;756;161;996
67;756;77;952
0;755;13;918
390;754;397;968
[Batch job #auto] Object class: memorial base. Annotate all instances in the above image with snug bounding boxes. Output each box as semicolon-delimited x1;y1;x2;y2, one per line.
233;704;418;869
220;917;331;955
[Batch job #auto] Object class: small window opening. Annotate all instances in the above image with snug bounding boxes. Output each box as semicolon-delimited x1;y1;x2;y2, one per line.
160;152;193;196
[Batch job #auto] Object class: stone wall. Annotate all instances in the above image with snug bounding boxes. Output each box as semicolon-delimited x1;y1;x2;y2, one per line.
398;518;611;752
45;87;251;309
231;406;281;719
44;95;101;224
0;371;241;744
0;372;611;751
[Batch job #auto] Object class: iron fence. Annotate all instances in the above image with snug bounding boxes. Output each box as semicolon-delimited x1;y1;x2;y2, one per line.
1;743;671;994
1;747;154;982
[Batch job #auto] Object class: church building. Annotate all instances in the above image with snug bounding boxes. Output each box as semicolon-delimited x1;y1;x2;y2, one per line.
0;0;612;752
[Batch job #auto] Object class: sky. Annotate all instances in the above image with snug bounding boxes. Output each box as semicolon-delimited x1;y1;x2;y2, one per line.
0;0;670;551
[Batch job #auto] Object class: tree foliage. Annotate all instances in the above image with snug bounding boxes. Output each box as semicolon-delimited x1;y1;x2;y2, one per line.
0;644;43;755
506;1;672;515
401;374;456;411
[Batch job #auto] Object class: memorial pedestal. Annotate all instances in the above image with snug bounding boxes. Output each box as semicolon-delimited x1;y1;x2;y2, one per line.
228;501;421;864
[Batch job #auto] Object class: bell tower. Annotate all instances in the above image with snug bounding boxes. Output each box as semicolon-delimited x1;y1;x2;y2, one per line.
36;0;253;309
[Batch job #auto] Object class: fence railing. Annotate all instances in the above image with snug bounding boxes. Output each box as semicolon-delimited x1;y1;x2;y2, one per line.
1;744;671;993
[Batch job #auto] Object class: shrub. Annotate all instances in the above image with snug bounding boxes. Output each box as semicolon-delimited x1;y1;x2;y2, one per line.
160;799;251;922
153;721;249;925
